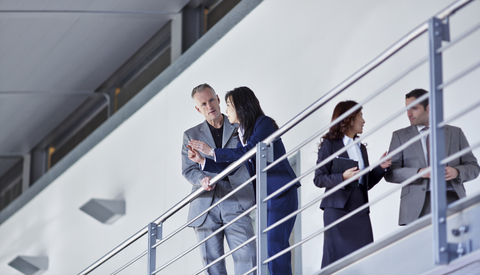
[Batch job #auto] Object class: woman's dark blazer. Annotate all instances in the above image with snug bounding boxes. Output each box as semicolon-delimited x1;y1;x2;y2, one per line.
313;138;384;210
204;116;300;196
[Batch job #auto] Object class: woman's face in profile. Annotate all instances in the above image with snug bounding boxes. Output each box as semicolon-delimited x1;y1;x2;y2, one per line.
350;111;365;135
226;97;240;124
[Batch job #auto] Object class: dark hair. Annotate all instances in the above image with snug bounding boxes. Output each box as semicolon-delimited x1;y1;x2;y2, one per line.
225;86;278;144
191;83;216;98
320;100;362;147
406;88;429;110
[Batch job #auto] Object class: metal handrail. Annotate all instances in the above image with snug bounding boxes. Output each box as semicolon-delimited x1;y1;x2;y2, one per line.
110;177;257;274
266;126;429;234
258;0;472;148
266;133;480;264
436;20;480;53
263;57;428;201
440;99;480;127
263;55;428;177
265;167;431;264
192;236;257;275
153;205;257;273
438;60;480;89
265;85;480;261
441;140;480;165
79;0;474;273
273;141;480;269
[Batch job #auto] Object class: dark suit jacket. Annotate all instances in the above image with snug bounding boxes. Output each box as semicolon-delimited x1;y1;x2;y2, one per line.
313;138;385;210
204;116;300;197
385;125;479;225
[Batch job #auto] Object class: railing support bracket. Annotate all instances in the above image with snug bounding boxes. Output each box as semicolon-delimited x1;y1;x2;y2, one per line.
147;222;163;275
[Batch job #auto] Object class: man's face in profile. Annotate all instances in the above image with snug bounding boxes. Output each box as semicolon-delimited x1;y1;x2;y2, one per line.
406;97;429;126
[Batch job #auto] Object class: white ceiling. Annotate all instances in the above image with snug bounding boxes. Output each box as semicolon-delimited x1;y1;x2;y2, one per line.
0;0;190;176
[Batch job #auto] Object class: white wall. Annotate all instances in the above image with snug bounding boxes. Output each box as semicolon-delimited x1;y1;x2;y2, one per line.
1;0;479;274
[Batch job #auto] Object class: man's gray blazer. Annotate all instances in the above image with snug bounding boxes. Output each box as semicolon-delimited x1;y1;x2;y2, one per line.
385;125;479;225
181;115;255;227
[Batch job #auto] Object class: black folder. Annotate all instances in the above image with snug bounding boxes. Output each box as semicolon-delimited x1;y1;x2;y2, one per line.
331;156;358;174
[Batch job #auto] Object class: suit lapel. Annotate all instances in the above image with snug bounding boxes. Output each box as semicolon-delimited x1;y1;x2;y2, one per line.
334;139;349;158
360;144;369;167
360;144;370;186
444;126;452;165
222;116;235;148
199;121;216;149
407;126;427;167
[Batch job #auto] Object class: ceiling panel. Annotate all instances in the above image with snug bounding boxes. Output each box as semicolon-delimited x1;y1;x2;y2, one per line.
18;0;50;10
0;0;191;179
42;0;73;10
0;93;91;153
0;0;21;10
62;0;98;11
0;18;32;65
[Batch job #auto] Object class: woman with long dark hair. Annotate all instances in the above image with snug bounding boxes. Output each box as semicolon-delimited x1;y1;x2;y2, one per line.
314;100;390;268
188;86;300;275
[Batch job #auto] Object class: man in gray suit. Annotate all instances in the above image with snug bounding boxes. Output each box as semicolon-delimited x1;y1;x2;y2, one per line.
385;88;479;225
182;83;256;274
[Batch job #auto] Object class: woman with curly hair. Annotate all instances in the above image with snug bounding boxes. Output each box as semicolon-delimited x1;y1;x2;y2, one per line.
314;100;391;268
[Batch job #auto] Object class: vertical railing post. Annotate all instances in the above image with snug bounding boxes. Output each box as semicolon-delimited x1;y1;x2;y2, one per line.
428;16;450;265
256;143;270;274
147;222;162;275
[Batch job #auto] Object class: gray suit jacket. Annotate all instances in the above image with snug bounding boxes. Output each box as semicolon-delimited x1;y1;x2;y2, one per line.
385;125;479;225
181;115;255;227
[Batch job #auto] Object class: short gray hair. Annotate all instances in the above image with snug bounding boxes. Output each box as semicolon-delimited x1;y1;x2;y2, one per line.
191;83;216;98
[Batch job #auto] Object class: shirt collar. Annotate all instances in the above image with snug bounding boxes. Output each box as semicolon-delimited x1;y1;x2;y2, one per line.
342;135;357;146
238;127;246;146
417;125;426;132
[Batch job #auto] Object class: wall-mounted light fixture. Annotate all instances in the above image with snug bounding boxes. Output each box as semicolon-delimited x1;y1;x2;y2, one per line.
79;198;125;224
8;256;48;275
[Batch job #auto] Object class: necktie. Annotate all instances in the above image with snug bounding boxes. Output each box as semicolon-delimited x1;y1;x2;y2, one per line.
424;126;430;165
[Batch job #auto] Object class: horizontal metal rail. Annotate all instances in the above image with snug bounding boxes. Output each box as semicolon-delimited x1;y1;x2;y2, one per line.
153;205;257;273
438;60;480;90
436;20;480;53
111;252;147;275
192;236;257;275
266;97;480;264
109;176;257;274
80;153;254;275
441;140;480;166
242;266;257;275
257;0;472;148
152;175;257;250
265;128;429;234
265;167;431;265
440;99;480;127
266;139;480;265
263;58;429;201
163;98;428;272
264;92;429;203
263;55;428;179
258;96;431;265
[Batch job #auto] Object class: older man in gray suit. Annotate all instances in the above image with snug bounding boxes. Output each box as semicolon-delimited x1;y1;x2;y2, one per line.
385;88;479;226
182;83;256;274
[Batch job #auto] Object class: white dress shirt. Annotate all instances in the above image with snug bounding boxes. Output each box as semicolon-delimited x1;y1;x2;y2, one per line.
343;135;365;184
201;127;246;170
417;125;429;165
